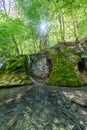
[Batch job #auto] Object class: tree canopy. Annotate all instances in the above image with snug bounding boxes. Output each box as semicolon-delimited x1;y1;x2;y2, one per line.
0;0;87;57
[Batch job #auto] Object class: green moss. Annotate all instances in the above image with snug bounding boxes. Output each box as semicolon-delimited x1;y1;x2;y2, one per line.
47;51;83;86
0;55;32;87
0;56;25;73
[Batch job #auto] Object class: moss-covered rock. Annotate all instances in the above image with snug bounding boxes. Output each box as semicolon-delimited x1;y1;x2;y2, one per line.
46;49;83;86
0;55;32;87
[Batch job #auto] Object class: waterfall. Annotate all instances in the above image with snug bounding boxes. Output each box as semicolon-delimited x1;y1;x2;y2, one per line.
0;57;6;68
27;55;37;83
0;63;3;68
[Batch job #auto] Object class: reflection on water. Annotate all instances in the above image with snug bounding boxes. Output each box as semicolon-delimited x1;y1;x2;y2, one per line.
0;85;87;130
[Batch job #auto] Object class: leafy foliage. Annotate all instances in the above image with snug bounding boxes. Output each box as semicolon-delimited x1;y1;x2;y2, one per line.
0;11;26;57
0;0;87;56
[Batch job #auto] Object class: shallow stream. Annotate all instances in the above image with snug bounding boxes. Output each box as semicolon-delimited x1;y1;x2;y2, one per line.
0;84;87;130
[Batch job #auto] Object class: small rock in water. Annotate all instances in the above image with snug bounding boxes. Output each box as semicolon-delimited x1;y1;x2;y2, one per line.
31;128;36;130
63;91;87;106
5;98;14;103
16;93;22;99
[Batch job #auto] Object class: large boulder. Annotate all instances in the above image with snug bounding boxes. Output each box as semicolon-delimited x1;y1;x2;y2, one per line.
30;54;49;79
46;44;83;86
63;91;87;106
0;55;32;87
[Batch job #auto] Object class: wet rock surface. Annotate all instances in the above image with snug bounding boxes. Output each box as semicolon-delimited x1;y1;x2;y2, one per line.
0;84;87;130
63;91;87;106
30;55;49;79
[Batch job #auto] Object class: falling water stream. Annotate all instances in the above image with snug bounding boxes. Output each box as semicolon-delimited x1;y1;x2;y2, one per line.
0;57;6;68
27;55;37;83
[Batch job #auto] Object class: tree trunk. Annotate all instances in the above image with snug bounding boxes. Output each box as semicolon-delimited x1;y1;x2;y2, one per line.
11;34;20;56
39;36;42;51
58;15;65;42
71;12;78;41
1;0;6;13
30;28;37;53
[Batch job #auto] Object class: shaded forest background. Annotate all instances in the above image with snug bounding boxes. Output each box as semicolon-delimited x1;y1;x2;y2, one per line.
0;0;87;57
